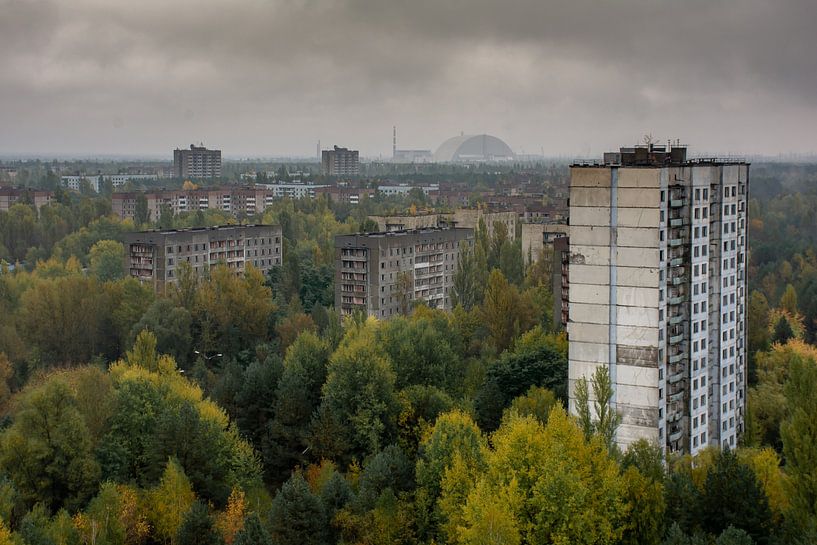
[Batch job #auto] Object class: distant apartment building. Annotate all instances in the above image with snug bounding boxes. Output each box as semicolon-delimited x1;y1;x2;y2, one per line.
123;225;282;291
441;209;518;241
0;187;54;212
112;184;335;222
521;222;569;264
313;186;375;205
61;174;159;192
552;236;570;329
368;214;439;232
174;144;222;179
567;144;749;454
322;146;360;176
335;228;473;318
377;183;439;198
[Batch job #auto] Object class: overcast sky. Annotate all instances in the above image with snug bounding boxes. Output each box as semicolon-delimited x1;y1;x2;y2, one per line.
2;0;816;158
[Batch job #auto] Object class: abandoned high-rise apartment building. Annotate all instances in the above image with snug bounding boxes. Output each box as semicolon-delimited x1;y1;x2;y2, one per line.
567;144;748;454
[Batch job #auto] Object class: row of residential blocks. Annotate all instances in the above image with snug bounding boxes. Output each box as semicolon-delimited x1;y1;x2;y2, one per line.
112;185;375;221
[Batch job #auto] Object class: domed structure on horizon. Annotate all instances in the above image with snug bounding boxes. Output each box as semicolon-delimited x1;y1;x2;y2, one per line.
433;134;515;163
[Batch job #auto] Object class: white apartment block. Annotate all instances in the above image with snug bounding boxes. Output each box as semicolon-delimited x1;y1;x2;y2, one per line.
567;145;748;454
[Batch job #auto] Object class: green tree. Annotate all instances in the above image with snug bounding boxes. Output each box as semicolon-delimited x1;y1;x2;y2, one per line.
268;473;327;545
265;332;327;480
772;315;794;345
0;379;100;512
474;343;567;431
699;449;772;543
131;299;193;365
780;284;799;315
318;322;399;460
377;315;462;390
177;501;223;545
452;246;480;310
89;239;125;282
781;350;817;536
574;365;622;451
234;513;272;545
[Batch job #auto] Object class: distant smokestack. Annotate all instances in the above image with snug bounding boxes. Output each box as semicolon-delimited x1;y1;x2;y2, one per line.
393;126;396;158
317;140;321;160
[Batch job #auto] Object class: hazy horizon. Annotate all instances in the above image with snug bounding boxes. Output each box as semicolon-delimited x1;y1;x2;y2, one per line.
3;0;816;158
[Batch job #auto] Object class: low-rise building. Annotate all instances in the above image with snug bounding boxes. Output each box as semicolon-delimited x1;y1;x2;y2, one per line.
0;187;54;212
521;222;570;264
440;209;518;241
123;225;282;291
335;228;473;318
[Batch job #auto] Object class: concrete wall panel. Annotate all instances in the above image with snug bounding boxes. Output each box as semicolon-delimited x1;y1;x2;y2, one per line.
617;364;659;388
617;246;659;267
616;384;659;407
571;187;611;207
616;325;659;347
570;207;611;227
571;283;609;304
569;303;610;324
617;286;659;308
618;168;661;188
570;225;610;246
617;188;659;208
570;245;611;266
617;424;659;446
617;266;659;288
570;322;610;344
569;341;610;364
617;305;658;327
617;227;658;248
570;168;611;188
617;207;660;228
569;264;610;285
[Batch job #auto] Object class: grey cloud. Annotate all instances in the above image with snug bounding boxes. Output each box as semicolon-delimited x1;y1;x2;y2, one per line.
1;0;816;156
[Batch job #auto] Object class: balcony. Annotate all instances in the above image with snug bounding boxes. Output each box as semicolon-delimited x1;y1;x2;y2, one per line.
669;352;684;364
669;429;684;443
669;334;684;345
669;314;683;325
670;198;685;208
670;257;684;267
669;391;685;403
669;296;685;305
670;218;685;228
669;238;684;248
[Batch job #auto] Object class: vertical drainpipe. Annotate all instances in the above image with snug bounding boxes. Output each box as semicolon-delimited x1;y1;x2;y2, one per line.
609;167;619;410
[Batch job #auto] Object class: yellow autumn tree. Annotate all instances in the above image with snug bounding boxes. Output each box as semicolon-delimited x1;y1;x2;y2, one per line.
0;519;12;545
147;459;196;543
460;408;628;545
216;488;247;544
737;447;790;524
